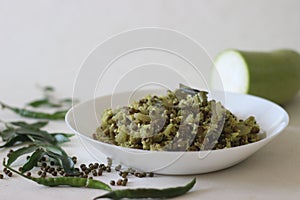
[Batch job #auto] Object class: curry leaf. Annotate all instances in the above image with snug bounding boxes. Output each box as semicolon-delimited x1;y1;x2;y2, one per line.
7;145;39;166
21;149;46;173
43;144;77;175
0;127;16;141
0;135;30;148
11;121;48;129
16;128;56;144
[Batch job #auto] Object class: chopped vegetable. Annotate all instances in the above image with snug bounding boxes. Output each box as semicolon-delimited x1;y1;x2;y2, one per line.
94;84;262;151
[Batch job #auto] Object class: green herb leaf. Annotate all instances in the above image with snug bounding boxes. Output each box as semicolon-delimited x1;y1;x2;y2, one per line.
0;127;16;141
27;98;63;108
26;86;76;109
22;148;45;173
0;135;30;148
7;145;39;166
16;128;56;144
60;98;73;103
27;98;50;107
11;121;48;129
42;143;65;156
43;86;55;92
44;144;76;175
0;102;68;120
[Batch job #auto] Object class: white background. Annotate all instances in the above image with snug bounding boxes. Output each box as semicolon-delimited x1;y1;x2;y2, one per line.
0;1;300;199
1;0;300;101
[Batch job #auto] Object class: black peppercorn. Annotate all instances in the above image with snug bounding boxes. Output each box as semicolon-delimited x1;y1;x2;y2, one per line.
110;180;115;186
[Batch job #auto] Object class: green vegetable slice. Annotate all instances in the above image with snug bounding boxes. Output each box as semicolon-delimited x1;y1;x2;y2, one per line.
211;49;300;104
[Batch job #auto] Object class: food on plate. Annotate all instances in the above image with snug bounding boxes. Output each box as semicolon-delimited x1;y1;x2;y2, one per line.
94;84;263;151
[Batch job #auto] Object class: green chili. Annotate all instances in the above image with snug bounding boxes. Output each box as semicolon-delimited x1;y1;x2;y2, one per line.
94;178;196;200
0;102;67;120
3;160;112;191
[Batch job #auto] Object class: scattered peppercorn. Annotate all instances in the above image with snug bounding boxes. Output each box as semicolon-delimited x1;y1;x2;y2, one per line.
100;164;105;169
117;179;122;186
84;169;90;175
80;164;86;170
121;172;127;178
123;178;128;183
0;174;4;179
26;172;31;177
51;171;57;176
128;168;135;175
72;156;77;164
110;180;115;186
89;163;94;169
41;162;47;168
48;167;55;173
7;150;13;157
106;166;111;172
134;172;147;178
93;163;99;169
7;172;13;177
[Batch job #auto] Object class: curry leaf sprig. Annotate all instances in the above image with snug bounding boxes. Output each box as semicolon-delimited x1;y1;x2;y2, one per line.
27;86;76;109
0;120;73;148
0;86;77;120
6;143;77;175
0;120;76;175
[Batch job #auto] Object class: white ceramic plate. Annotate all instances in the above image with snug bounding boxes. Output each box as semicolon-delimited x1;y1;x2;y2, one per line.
65;90;289;175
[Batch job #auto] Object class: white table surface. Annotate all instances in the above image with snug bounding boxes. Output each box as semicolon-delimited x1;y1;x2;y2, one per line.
1;1;300;199
0;87;299;200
